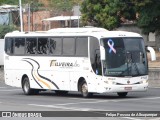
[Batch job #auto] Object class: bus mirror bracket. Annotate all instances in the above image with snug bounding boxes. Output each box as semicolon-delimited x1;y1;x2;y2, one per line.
100;46;105;60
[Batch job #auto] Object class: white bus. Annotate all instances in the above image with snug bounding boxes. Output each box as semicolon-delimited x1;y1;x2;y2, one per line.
4;28;148;97
0;39;4;66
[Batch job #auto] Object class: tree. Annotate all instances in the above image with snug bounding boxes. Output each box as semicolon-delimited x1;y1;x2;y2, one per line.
0;25;18;38
80;0;160;34
0;0;18;5
49;0;82;12
81;0;136;30
134;0;160;34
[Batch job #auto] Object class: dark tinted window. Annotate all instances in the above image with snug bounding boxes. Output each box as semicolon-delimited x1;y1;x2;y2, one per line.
50;38;62;55
14;38;25;54
5;37;14;54
76;37;88;57
124;38;143;51
63;37;75;55
90;37;102;75
26;38;37;54
102;38;125;69
38;38;49;54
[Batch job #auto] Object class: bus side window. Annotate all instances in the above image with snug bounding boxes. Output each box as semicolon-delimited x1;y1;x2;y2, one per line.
62;37;75;56
50;38;62;55
75;37;88;57
5;37;14;54
90;37;102;75
14;38;25;55
37;38;49;54
26;38;37;54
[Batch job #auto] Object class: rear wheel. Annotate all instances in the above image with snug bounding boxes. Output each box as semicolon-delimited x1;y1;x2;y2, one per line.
80;81;92;98
117;92;128;98
22;77;39;95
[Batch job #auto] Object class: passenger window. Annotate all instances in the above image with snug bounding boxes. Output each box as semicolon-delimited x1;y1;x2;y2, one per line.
50;38;62;55
38;38;49;54
76;37;88;57
26;38;37;54
63;37;75;56
14;38;25;55
5;37;14;54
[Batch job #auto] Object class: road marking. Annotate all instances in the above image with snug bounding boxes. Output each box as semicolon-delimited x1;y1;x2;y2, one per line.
68;98;99;101
0;87;6;88
54;97;160;106
0;89;21;91
28;104;111;111
148;118;160;120
150;87;160;89
28;104;144;120
124;117;143;120
55;100;109;106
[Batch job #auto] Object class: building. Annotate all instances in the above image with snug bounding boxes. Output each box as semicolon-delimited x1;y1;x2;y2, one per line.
0;5;19;26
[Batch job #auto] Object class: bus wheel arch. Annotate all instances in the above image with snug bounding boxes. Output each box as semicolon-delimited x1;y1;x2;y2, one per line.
21;75;39;95
78;77;92;98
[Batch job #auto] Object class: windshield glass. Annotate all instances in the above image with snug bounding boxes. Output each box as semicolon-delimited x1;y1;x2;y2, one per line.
101;37;148;77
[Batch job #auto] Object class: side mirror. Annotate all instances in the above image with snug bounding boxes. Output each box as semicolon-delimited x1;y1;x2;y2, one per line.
100;46;105;60
147;46;156;61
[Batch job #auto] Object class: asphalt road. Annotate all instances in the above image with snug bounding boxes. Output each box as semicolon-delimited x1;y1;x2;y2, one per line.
0;79;160;120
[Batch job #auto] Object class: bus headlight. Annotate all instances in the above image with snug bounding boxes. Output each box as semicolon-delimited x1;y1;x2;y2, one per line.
140;80;148;84
104;81;116;85
104;81;109;84
112;81;116;85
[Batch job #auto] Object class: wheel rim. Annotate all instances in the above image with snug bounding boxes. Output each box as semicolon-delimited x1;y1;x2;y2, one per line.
82;83;88;95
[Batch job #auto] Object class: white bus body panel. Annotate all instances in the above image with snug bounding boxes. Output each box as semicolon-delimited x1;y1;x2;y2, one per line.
4;54;148;93
0;39;4;66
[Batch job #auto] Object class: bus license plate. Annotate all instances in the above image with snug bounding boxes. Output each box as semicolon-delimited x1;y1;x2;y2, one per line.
125;87;132;90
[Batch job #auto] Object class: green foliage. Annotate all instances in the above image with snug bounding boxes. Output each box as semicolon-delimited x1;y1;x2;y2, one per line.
0;0;30;5
0;0;18;5
81;0;160;34
135;0;160;34
50;0;82;11
0;25;18;39
81;0;136;30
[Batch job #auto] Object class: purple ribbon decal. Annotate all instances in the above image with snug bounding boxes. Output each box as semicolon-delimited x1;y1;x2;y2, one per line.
108;39;116;54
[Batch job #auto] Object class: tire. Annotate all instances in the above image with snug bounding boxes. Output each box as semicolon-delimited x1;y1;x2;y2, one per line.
22;77;39;95
80;81;92;98
55;91;68;95
117;92;128;98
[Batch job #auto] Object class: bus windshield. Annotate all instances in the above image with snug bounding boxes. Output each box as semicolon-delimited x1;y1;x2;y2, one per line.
101;37;148;77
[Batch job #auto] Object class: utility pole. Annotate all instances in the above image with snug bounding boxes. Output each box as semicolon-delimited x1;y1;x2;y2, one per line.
19;0;23;32
28;3;31;31
78;4;80;28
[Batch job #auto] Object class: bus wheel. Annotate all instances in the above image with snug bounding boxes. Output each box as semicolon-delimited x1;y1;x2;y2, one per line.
80;81;92;98
117;92;128;98
55;91;68;95
22;77;38;95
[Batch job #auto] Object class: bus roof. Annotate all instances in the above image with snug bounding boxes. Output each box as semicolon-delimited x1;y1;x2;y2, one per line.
5;27;142;38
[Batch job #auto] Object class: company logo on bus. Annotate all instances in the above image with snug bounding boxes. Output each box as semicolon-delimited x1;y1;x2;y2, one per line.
50;60;80;68
127;80;130;84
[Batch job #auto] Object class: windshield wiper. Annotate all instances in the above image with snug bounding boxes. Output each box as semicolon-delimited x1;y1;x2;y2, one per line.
118;51;141;76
